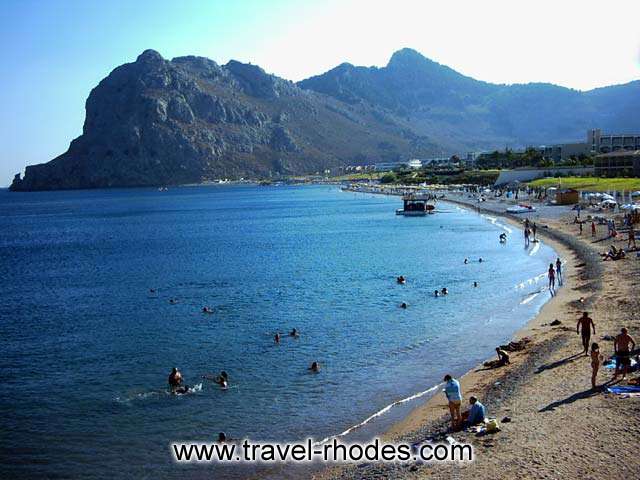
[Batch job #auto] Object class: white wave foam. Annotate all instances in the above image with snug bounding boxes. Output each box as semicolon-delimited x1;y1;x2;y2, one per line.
313;384;441;446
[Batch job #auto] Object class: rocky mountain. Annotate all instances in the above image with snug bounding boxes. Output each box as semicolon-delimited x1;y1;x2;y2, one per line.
299;48;640;152
10;48;640;191
10;50;436;191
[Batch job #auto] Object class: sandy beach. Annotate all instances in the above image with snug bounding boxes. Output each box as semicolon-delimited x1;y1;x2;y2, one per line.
317;191;640;480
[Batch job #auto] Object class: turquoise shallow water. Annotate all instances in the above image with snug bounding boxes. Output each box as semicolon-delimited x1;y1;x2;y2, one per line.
0;185;557;479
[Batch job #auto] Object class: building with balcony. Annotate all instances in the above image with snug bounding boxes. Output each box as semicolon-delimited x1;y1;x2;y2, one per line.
594;150;640;177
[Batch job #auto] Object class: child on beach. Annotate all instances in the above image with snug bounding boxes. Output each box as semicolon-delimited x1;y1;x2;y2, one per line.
590;343;603;389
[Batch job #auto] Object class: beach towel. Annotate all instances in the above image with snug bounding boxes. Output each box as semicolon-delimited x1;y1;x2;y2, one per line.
606;385;640;397
603;357;637;370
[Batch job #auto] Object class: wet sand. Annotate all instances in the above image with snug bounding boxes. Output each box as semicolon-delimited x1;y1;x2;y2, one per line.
317;191;640;480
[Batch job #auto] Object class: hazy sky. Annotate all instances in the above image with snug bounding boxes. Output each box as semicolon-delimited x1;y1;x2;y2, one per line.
1;0;639;186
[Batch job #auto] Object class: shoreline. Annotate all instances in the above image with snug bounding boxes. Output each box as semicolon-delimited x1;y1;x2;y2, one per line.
315;189;640;480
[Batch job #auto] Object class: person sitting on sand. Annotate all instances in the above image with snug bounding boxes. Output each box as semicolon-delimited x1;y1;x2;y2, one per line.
443;374;462;430
613;328;636;381
466;396;486;427
168;367;183;393
590;342;603;389
290;328;300;338
602;245;626;261
309;361;320;373
577;312;596;356
496;347;510;365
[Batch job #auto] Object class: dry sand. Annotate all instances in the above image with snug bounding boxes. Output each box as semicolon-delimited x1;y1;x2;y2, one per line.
316;194;640;480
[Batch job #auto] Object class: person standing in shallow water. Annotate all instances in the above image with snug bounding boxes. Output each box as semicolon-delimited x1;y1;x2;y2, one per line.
555;258;563;285
548;263;556;293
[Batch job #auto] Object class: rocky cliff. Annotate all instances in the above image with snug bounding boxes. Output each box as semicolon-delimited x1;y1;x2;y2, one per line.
11;50;435;191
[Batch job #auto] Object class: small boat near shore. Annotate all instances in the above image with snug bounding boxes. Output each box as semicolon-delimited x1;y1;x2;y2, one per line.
506;204;536;214
396;194;436;216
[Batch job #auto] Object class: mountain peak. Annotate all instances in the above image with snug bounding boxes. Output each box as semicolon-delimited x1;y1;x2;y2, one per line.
387;48;429;68
136;49;164;64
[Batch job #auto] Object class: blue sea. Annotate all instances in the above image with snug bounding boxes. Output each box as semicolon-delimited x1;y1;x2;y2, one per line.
0;185;557;479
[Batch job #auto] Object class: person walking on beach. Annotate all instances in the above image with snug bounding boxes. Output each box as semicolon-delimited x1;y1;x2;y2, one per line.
524;227;530;247
577;312;595;356
590;343;603;389
443;374;462;430
532;222;537;241
628;224;637;250
548;263;556;293
591;221;596;237
579;221;583;235
613;328;636;381
555;258;563;285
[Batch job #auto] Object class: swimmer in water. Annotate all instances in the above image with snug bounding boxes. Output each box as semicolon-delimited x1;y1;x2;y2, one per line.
479;258;483;263
149;288;156;293
169;298;178;305
218;432;227;443
309;362;320;373
473;281;478;287
214;371;229;389
434;290;440;297
397;275;406;284
274;332;280;344
400;302;408;309
290;328;300;338
464;258;468;264
202;306;213;314
168;367;183;393
441;287;448;295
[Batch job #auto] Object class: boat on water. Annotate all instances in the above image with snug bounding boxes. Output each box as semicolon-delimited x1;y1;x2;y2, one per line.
396;194;436;216
506;204;536;214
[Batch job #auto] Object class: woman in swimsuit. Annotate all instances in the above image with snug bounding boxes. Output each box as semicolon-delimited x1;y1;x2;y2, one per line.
590;342;603;389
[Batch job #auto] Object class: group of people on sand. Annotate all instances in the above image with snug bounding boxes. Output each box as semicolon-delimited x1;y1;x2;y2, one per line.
443;374;487;430
576;312;637;389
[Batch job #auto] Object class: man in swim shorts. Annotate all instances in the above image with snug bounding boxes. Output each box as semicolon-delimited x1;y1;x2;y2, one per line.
577;312;595;356
613;328;636;380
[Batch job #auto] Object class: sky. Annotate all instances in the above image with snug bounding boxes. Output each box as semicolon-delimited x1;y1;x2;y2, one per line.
1;0;639;186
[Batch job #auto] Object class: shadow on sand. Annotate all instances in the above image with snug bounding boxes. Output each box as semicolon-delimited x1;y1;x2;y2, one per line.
535;352;583;374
